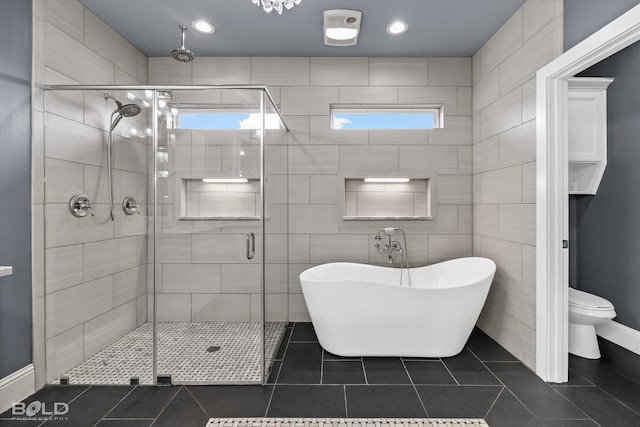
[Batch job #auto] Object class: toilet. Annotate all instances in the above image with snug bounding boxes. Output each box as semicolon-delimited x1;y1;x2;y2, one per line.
568;287;616;359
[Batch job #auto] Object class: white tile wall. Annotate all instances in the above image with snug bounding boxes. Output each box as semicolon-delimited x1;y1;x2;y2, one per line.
45;0;84;43
84;9;138;78
83;236;141;281
46;326;84;382
162;264;221;294
83;300;137;359
428;57;472;86
45;245;84;293
45;22;114;84
499;22;556;96
46;276;114;339
280;86;340;116
148;57;192;84
193;57;251;84
251;57;310;86
473;0;563;370
113;266;146;306
369;58;428;86
192;294;251;322
310;57;369;86
309;235;369;264
478;9;523;78
36;0;150;384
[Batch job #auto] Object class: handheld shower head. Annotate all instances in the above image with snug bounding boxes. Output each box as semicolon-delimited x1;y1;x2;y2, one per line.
104;94;142;131
172;24;194;63
118;103;142;118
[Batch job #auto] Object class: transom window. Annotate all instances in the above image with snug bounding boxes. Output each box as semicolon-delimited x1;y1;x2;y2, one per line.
330;105;443;130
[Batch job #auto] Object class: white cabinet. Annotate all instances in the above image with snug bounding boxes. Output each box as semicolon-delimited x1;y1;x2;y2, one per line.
567;77;614;195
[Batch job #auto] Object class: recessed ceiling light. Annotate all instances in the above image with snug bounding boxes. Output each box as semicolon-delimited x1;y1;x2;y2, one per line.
191;20;215;34
387;20;408;35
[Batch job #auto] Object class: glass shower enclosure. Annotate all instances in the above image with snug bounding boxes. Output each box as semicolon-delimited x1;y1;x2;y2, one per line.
42;85;288;385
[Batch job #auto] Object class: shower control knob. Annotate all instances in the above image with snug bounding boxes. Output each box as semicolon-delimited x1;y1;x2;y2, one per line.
69;194;95;218
122;196;140;215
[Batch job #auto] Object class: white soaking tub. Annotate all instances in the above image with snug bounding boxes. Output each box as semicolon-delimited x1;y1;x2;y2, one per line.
299;257;496;358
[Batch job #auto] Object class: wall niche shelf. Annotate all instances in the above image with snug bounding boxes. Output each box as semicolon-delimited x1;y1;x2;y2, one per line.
340;173;435;221
177;177;262;220
567;77;614;195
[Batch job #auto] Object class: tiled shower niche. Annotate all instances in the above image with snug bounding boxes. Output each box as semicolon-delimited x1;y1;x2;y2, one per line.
342;175;434;220
180;179;261;219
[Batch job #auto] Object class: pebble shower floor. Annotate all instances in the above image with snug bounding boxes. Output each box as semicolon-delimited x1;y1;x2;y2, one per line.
53;322;287;385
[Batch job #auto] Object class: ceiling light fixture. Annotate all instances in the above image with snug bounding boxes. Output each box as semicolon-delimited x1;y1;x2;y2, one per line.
191;20;215;34
387;20;409;35
324;10;362;47
251;0;301;15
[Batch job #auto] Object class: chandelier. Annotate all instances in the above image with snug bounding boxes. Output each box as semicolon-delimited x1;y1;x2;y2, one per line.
251;0;302;15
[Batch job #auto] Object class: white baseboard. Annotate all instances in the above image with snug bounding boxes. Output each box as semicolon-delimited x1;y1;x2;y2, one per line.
0;364;35;414
596;320;640;355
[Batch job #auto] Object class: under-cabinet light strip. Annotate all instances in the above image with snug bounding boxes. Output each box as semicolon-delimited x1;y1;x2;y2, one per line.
364;178;410;183
202;178;249;183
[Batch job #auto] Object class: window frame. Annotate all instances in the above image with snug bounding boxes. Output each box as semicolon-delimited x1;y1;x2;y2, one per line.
330;104;444;130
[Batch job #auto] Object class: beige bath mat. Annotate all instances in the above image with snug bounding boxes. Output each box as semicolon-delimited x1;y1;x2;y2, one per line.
207;418;489;427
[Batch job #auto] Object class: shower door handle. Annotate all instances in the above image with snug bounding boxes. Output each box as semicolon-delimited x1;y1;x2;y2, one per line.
246;233;255;260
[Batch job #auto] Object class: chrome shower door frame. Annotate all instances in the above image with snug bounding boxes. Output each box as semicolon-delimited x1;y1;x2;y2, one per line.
42;84;286;386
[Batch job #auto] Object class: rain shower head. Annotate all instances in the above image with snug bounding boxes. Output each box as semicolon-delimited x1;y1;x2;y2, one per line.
104;94;141;131
172;24;194;63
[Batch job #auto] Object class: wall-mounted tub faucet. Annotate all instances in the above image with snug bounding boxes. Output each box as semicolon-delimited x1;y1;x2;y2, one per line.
374;227;412;287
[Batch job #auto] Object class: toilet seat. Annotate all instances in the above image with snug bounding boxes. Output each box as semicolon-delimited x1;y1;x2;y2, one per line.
569;288;614;310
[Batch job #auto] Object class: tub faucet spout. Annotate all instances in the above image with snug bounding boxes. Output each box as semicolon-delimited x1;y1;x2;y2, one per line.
373;227;412;287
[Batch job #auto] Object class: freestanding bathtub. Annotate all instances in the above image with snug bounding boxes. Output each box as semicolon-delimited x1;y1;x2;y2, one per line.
299;257;496;358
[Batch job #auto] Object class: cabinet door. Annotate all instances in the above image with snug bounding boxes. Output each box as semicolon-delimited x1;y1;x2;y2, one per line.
568;89;606;162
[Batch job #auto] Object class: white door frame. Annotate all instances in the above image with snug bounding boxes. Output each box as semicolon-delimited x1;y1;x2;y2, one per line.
535;5;640;383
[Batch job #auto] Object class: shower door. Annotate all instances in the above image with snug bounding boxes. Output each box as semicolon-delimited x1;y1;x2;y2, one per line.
153;87;287;384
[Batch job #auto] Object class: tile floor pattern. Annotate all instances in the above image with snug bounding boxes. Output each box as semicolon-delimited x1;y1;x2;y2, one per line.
54;322;287;384
2;323;639;427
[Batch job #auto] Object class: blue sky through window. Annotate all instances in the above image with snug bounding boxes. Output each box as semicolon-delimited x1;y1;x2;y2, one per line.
178;113;251;129
332;112;436;129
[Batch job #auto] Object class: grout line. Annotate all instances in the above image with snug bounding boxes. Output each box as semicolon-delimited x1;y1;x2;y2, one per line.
264;383;277;417
320;347;325;384
360;357;368;385
265;326;292;416
478;360;544;425
440;357;460;386
185;385;213;419
401;358;429;417
343;385;348;417
92;385;138;427
148;384;183;425
467;347;503;385
483;386;505;419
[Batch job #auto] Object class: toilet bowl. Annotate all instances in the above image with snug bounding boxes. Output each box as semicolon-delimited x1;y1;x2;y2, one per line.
568;287;616;359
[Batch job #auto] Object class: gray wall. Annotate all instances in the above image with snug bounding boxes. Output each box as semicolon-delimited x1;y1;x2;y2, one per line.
564;0;639;50
570;41;640;331
0;0;33;378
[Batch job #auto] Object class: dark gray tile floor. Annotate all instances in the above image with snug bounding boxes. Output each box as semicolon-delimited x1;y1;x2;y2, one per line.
1;323;639;427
